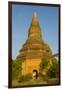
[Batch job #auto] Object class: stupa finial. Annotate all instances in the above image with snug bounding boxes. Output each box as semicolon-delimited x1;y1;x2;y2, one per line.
33;11;37;17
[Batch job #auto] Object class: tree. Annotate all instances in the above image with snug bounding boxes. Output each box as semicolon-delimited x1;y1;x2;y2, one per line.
39;57;49;77
12;59;22;80
39;57;49;70
47;58;58;78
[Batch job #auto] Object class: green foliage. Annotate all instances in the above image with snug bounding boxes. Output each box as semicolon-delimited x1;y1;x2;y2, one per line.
18;74;32;82
47;60;58;78
12;59;22;80
40;57;49;70
43;76;49;81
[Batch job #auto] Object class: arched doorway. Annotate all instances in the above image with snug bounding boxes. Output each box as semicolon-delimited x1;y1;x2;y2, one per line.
32;69;38;79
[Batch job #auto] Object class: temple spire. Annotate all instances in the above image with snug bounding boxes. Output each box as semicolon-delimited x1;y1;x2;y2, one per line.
28;12;42;40
33;11;37;17
32;11;38;22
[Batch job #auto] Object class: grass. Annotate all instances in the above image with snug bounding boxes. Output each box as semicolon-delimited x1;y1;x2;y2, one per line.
12;78;47;87
12;77;59;87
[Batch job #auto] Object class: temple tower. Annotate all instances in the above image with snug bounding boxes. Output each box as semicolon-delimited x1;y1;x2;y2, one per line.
17;12;52;75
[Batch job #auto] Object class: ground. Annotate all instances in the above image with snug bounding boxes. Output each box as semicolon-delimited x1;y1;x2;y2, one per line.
12;77;59;87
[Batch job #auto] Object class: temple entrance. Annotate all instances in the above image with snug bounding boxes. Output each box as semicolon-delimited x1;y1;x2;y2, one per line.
32;69;38;79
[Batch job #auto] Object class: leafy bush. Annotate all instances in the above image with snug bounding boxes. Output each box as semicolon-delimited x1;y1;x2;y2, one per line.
43;76;49;81
12;60;22;80
40;57;49;70
18;74;32;82
47;61;58;78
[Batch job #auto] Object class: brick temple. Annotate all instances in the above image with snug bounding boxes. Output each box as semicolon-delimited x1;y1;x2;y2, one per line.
17;12;52;76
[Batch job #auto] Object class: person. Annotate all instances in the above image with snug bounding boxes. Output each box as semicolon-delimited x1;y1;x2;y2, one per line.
32;70;38;79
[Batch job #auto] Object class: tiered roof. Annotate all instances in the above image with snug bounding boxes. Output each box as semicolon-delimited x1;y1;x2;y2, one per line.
17;12;52;60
